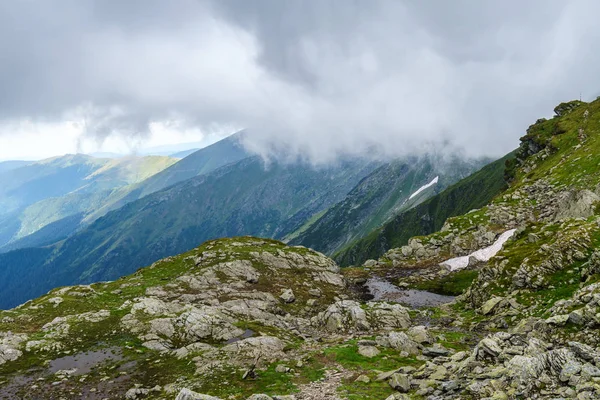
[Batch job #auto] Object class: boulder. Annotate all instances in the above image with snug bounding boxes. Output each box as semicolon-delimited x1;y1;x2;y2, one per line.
407;326;433;344
279;289;295;303
388;373;411;392
176;389;222;400
358;345;380;358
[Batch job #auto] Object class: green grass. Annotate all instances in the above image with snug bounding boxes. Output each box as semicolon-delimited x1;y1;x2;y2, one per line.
412;270;479;296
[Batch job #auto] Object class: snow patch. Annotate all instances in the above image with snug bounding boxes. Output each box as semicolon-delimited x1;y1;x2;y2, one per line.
409;176;439;200
440;229;517;271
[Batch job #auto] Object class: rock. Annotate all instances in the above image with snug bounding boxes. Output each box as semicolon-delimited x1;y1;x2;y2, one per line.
176;389;222;400
354;374;370;383
545;314;569;326
246;395;273;400
480;296;505;315
560;361;583;382
125;386;161;399
312;300;370;332
358;345;380;358
407;326;433;344
367;302;411;329
422;346;450;357
474;336;505;361
275;365;289;373
364;259;377;267
385;394;410;400
388;373;411;392
308;288;322;297
280;289;295;303
378;331;420;355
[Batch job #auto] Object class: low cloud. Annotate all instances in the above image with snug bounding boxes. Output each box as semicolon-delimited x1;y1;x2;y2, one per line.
1;0;600;163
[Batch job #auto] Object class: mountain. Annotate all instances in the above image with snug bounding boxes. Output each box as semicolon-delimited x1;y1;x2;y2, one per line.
0;133;249;253
289;154;487;255
80;131;250;224
3;99;600;399
334;151;515;266
0;160;31;173
0;154;178;249
170;148;200;158
0;156;378;308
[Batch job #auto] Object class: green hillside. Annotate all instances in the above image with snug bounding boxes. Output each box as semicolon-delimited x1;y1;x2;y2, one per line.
290;155;487;255
334;152;515;266
0;157;378;309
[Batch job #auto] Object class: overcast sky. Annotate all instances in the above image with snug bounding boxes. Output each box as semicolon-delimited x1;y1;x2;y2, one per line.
1;0;599;162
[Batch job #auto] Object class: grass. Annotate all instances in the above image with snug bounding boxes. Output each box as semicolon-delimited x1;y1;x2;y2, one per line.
411;270;479;296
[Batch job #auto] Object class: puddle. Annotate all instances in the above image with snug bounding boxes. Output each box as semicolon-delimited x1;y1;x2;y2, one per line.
1;347;135;399
225;329;255;344
49;347;124;375
365;278;455;308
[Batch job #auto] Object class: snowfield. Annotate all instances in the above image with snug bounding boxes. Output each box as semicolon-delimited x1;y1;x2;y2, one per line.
440;229;517;271
409;176;439;200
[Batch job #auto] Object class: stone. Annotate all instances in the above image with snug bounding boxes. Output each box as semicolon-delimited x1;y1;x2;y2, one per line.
280;289;295;303
422;346;450;357
275;365;289;373
358;345;380;358
354;375;370;383
407;326;433;344
545;314;569;326
379;331;420;355
246;395;273;400
388;373;411;392
176;389;222;400
480;296;505;315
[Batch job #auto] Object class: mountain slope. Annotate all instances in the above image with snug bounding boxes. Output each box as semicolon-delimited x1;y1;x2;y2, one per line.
81;131;250;224
334;151;515;266
0;156;378;308
0;155;178;249
289;155;486;255
0;160;30;173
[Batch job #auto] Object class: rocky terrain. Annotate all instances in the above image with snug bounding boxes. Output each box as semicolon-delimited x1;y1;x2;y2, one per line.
3;99;600;399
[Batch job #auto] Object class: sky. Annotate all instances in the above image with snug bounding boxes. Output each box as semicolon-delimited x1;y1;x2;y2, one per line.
1;0;600;162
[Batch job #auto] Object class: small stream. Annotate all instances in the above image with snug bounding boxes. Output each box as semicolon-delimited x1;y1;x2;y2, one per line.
365;277;455;308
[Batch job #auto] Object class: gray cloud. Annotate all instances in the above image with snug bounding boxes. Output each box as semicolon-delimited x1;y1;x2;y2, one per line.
1;0;600;162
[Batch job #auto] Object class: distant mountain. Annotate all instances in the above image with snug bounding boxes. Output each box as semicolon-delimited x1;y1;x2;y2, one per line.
334;151;515;266
289;155;487;255
170;148;199;158
0;154;177;249
81;131;250;223
0;156;379;308
0;160;31;173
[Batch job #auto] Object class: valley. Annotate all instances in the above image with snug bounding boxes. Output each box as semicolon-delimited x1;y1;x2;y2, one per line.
1;98;600;399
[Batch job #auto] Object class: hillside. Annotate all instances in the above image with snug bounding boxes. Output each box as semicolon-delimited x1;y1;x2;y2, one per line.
334;151;515;266
290;155;486;255
0;160;30;173
3;99;600;399
0;156;378;309
0;155;178;250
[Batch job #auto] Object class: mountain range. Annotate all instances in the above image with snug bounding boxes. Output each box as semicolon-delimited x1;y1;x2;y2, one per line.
0;135;485;308
2;98;600;399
